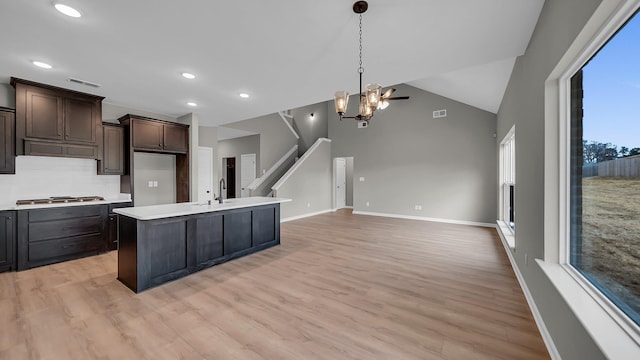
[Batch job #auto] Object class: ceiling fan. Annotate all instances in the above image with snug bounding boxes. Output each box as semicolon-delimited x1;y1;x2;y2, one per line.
378;88;409;110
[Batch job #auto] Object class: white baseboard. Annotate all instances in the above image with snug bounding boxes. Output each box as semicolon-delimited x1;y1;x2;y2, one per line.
281;209;334;223
496;229;560;359
352;210;496;228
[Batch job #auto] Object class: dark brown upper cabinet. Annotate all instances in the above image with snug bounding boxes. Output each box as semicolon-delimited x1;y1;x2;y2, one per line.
163;123;189;153
0;107;16;174
98;123;125;175
118;114;190;203
120;114;188;154
11;77;104;160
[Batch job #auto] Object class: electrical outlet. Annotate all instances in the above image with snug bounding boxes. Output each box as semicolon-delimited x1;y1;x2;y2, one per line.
359;177;365;182
153;181;158;187
148;181;153;188
414;205;422;210
366;201;370;207
307;202;311;208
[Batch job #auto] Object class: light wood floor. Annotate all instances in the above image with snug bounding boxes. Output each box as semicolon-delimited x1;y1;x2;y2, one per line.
0;209;549;359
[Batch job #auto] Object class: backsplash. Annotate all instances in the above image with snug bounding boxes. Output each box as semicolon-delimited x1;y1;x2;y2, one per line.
0;156;121;205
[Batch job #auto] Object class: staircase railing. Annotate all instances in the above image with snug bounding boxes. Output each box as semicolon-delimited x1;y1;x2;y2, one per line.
278;111;299;140
248;145;298;196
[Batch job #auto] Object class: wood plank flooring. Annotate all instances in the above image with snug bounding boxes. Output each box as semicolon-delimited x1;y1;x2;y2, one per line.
0;209;549;359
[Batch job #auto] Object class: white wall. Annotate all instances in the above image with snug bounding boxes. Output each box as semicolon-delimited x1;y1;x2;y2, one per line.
199;126;219;202
0;156;121;206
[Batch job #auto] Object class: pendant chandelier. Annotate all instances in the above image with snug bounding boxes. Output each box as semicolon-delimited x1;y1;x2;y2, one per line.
333;1;377;123
334;1;408;125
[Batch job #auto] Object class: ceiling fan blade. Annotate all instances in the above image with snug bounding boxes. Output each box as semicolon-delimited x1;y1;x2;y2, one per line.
387;96;410;100
381;88;396;99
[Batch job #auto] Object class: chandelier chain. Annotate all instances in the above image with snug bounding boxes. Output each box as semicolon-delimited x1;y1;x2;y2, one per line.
358;14;363;74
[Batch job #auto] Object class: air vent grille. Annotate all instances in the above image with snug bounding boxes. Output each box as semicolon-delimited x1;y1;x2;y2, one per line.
433;109;447;118
68;77;101;88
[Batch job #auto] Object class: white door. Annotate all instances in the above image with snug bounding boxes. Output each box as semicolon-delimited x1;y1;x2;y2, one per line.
240;153;256;197
198;147;213;204
335;158;346;209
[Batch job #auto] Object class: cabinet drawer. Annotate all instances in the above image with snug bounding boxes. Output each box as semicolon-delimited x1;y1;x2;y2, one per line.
28;234;102;262
28;215;103;242
28;205;104;222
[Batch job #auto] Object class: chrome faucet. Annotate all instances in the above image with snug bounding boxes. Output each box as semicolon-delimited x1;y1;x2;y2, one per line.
216;178;226;204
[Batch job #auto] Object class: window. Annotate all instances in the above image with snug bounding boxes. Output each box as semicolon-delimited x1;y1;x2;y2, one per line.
500;127;515;232
569;9;640;328
498;126;516;248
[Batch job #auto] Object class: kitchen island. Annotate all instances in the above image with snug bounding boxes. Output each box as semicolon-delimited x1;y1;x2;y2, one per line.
113;196;290;293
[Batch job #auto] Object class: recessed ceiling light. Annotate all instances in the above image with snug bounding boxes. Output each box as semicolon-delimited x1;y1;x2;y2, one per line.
187;102;197;107
181;72;196;79
54;3;82;18
32;61;52;69
239;93;250;98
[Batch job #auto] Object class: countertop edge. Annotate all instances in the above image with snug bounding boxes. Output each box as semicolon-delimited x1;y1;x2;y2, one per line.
114;197;291;220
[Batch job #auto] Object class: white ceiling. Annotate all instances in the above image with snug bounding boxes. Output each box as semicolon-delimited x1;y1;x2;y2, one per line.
0;0;544;126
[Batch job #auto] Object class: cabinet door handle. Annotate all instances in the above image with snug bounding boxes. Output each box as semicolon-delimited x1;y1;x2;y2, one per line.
62;244;75;249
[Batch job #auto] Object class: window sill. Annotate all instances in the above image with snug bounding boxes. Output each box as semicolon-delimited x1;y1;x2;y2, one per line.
496;220;515;249
537;259;640;359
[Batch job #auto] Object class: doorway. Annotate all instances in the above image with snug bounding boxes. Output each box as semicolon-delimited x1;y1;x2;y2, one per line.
223;157;236;199
335;158;346;209
240;153;256;197
334;156;354;209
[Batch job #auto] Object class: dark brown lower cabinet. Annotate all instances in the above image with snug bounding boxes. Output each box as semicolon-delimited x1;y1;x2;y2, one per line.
117;204;280;293
17;205;108;270
107;202;132;251
0;211;16;272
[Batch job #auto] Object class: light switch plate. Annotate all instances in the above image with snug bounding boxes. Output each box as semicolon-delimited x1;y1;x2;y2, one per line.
359;177;365;182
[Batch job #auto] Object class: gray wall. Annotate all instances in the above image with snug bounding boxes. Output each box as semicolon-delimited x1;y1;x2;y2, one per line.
496;0;605;358
0;83;14;108
102;102;177;123
275;139;332;219
133;152;176;206
290;101;329;156
223;113;298;174
329;83;497;224
217;134;260;198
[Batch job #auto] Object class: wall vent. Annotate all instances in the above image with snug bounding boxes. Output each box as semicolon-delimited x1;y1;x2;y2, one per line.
67;77;101;88
433;109;447;118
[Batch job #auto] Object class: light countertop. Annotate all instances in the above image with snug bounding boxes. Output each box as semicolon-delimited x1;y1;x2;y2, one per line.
0;196;132;211
113;196;291;220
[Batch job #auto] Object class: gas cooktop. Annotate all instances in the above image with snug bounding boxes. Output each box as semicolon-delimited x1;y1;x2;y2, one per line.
16;196;105;205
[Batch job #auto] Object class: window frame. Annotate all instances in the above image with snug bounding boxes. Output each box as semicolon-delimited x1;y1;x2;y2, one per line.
550;0;640;348
499;126;516;239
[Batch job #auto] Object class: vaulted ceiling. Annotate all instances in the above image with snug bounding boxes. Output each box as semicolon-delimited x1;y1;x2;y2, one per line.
0;0;544;125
